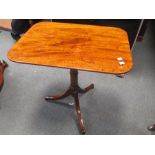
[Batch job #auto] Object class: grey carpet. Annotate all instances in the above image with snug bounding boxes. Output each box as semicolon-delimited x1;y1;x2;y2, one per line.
0;21;155;135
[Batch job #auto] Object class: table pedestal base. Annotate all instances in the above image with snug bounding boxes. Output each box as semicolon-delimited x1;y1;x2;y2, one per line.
45;69;94;134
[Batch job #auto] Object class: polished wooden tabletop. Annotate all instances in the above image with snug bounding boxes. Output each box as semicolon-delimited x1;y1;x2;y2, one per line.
8;22;133;74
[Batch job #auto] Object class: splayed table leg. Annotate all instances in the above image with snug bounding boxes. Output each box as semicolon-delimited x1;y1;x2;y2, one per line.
45;69;94;134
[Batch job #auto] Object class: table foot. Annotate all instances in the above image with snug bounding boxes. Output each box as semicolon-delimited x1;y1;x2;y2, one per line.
147;124;155;131
73;94;86;134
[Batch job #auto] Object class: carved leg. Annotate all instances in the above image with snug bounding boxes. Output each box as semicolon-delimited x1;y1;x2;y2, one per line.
45;88;71;100
0;60;8;91
147;124;155;131
73;93;86;134
78;84;94;94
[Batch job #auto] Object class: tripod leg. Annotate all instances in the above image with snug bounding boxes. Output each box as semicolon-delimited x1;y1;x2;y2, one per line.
78;84;94;94
45;88;71;100
73;94;86;134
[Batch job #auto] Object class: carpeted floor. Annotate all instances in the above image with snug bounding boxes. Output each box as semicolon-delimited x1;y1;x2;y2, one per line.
0;21;155;135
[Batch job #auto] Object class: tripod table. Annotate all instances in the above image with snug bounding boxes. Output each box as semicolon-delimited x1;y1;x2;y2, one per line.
8;22;133;134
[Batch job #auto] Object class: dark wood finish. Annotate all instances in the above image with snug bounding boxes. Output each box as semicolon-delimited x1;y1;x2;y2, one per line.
0;60;8;91
137;20;148;41
45;69;94;134
147;124;155;131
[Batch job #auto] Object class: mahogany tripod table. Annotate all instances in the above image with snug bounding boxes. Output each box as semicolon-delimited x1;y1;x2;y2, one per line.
8;22;133;134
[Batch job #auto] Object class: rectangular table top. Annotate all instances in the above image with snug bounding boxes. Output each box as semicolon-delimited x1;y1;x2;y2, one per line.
8;22;133;74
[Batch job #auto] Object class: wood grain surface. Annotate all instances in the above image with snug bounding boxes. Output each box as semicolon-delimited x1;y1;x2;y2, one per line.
8;22;133;74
